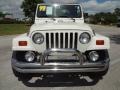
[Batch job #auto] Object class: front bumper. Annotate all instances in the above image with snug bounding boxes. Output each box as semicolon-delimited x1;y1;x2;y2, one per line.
11;49;110;73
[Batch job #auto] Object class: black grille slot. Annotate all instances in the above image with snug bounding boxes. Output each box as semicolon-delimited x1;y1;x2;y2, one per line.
74;33;78;49
70;33;73;48
51;33;54;48
46;33;49;49
65;33;68;48
56;33;59;48
60;33;63;48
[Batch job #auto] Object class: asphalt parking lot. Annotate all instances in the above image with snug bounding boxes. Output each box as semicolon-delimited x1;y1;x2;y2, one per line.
0;25;120;90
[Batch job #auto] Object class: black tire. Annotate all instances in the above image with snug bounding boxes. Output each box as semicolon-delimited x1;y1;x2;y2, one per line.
12;68;32;81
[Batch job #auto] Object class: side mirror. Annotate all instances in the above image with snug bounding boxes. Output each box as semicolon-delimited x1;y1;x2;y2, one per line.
31;12;35;18
84;13;89;18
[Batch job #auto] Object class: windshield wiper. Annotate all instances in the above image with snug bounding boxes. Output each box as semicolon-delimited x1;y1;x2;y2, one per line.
58;15;69;18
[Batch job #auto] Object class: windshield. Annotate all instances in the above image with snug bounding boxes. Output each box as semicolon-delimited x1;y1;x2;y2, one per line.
37;5;82;18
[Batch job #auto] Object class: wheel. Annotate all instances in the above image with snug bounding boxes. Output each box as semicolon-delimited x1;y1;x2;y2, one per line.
12;68;32;81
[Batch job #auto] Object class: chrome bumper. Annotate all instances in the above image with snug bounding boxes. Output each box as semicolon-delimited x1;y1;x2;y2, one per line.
11;49;110;73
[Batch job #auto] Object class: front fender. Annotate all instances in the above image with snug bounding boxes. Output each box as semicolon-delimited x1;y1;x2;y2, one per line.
12;33;35;51
87;34;110;50
12;33;110;52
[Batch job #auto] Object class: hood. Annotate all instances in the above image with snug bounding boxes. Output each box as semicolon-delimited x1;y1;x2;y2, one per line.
30;22;92;32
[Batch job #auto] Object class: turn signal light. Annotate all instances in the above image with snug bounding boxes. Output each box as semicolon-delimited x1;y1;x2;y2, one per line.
19;41;27;46
96;40;104;45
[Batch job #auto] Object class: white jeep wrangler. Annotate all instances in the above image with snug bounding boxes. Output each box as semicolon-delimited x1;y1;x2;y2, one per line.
12;4;110;79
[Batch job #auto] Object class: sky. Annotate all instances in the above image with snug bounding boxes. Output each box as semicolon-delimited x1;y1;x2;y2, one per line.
0;0;120;19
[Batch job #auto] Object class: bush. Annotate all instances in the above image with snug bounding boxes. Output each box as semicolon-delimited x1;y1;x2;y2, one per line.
0;19;30;24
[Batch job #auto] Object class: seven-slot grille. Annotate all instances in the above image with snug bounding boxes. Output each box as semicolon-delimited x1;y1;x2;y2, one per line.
46;32;78;49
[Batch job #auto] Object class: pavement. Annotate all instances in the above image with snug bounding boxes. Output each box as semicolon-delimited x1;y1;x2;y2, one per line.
0;25;120;90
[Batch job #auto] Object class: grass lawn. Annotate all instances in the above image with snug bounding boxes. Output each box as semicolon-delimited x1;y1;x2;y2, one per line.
0;24;30;36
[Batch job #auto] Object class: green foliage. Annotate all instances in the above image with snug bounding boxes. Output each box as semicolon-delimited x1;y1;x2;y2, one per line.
114;8;120;16
21;0;44;19
0;19;28;24
0;12;5;17
88;8;120;25
94;12;117;24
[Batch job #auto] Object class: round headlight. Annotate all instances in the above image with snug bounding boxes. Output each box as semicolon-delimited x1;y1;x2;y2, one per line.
79;32;91;44
89;51;99;62
32;33;44;44
25;51;35;62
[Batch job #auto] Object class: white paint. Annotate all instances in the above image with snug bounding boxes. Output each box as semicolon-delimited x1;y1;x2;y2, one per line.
12;4;110;58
